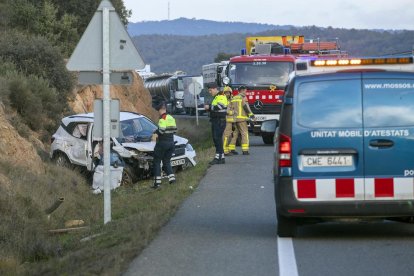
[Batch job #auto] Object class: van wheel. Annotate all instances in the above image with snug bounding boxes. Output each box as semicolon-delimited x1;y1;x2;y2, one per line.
55;153;72;169
262;134;273;145
121;165;135;186
277;213;297;237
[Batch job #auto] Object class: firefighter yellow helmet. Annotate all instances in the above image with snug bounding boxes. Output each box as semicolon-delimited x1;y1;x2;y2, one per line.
223;86;232;93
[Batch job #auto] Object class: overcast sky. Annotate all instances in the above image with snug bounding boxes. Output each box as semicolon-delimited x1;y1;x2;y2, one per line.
123;0;414;30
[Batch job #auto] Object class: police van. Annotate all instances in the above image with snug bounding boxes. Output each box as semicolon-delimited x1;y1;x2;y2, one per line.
269;56;414;237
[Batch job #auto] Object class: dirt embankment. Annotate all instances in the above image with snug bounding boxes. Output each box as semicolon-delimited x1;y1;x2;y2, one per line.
69;72;158;122
0;104;44;177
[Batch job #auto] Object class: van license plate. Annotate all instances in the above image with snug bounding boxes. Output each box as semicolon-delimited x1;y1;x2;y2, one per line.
171;159;186;166
302;155;353;167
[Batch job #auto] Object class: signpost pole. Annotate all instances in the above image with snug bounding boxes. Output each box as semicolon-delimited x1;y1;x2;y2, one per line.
102;7;111;224
194;82;199;126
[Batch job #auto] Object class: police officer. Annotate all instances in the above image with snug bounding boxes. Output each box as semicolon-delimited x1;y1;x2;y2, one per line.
229;85;255;155
222;86;239;156
152;102;177;189
205;83;228;165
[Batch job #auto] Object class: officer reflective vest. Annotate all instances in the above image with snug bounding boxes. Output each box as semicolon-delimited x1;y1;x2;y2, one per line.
210;92;228;119
156;113;177;142
232;94;254;122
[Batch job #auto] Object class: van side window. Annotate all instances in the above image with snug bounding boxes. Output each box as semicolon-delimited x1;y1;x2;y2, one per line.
363;79;414;127
296;79;362;128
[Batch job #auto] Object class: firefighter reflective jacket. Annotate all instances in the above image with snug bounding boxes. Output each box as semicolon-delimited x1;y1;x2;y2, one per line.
210;93;228;119
156;113;177;142
232;94;254;122
226;95;235;123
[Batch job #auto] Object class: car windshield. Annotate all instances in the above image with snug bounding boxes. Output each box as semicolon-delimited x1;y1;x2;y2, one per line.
229;61;293;86
117;117;157;143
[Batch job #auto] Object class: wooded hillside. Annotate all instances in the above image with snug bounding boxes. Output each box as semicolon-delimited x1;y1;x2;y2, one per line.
132;26;414;75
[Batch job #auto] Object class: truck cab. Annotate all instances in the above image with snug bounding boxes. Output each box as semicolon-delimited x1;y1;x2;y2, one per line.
226;35;344;144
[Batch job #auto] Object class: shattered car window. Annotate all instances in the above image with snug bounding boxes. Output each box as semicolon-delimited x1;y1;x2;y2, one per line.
118;117;157;143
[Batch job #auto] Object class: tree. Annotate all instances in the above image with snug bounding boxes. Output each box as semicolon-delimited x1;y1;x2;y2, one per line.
214;52;238;63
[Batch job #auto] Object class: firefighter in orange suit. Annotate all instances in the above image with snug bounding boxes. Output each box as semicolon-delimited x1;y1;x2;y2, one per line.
229;85;255;155
223;86;239;156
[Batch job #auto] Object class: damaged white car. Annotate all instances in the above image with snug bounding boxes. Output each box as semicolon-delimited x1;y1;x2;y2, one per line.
50;112;196;185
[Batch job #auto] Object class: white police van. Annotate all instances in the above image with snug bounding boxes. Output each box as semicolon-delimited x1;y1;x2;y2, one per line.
269;56;414;237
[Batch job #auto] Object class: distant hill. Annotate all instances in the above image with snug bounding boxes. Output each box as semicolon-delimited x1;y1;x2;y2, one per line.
127;17;293;36
131;24;414;75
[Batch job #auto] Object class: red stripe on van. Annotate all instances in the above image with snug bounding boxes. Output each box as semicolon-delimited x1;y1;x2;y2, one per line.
297;179;316;198
335;178;355;198
375;178;394;197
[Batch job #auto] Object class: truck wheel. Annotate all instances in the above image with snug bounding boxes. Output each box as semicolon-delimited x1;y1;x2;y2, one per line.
55;153;72;169
121;165;136;186
262;134;274;145
277;213;298;237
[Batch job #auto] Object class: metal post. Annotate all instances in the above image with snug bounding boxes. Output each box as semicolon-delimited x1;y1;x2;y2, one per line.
194;82;199;126
102;7;111;224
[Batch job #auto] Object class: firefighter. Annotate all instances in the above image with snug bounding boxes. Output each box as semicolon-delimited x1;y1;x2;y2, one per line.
229;85;255;155
205;83;228;165
151;102;177;189
223;86;239;156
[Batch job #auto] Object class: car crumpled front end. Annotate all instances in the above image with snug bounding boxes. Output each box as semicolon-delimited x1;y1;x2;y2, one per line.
113;134;196;177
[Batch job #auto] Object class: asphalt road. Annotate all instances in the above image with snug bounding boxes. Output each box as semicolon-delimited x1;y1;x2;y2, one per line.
124;135;414;276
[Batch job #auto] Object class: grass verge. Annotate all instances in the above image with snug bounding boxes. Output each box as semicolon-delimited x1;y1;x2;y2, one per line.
0;117;214;275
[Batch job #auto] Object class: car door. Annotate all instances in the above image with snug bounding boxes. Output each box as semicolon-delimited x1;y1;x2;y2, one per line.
86;123;94;171
362;72;414;200
292;73;365;201
68;122;89;166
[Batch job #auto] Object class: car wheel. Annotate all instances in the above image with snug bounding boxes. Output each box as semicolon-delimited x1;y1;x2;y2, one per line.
121;165;135;186
277;213;298;237
55;153;72;168
262;134;274;145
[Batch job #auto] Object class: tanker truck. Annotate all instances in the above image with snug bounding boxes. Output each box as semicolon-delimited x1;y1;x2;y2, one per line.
144;72;186;114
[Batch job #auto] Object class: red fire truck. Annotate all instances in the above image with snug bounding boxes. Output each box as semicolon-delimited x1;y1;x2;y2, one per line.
225;36;345;144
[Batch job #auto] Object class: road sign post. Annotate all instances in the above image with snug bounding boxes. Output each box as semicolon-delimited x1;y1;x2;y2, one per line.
194;82;199;126
189;81;202;126
102;6;111;224
66;0;145;224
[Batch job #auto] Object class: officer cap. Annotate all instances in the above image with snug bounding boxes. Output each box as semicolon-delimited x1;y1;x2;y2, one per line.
239;85;247;91
207;83;218;89
155;102;167;111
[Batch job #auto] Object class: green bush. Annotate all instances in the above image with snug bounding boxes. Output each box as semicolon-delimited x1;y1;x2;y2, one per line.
0;58;70;134
0;30;75;98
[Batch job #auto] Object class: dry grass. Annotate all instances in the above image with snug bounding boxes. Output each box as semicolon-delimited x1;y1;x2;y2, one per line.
0;118;214;275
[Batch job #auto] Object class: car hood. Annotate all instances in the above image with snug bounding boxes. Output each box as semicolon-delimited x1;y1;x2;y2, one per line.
121;135;188;152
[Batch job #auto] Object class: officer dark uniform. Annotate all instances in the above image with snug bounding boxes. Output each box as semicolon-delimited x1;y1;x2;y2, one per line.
152;102;177;189
205;83;228;165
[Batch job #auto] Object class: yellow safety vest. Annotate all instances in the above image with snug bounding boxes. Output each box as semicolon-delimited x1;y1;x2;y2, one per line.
210;93;228;118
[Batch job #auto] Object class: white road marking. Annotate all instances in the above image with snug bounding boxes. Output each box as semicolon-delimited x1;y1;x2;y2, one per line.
277;237;299;276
